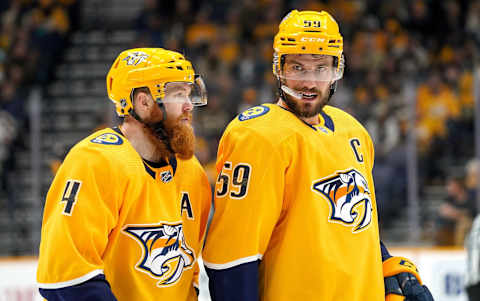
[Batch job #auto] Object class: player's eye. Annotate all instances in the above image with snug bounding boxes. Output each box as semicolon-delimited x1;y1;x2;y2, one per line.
292;64;303;72
173;90;190;98
316;66;328;73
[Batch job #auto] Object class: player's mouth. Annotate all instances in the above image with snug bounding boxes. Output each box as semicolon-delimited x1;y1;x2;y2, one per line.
179;115;192;124
301;92;318;101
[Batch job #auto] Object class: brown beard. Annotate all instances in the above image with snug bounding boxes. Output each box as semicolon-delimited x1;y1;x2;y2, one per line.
282;87;329;118
164;113;195;160
141;124;172;160
141;112;195;160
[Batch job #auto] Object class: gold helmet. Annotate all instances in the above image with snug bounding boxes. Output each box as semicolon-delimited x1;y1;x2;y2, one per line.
273;10;344;81
106;48;207;117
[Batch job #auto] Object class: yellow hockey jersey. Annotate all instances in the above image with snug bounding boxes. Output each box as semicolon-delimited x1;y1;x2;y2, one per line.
37;127;211;301
203;103;384;301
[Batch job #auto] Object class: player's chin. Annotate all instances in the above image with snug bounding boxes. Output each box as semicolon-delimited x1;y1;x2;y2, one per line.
301;100;325;117
180;119;193;129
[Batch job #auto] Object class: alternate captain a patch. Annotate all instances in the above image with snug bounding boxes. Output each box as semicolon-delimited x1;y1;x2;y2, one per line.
90;133;123;145
312;169;373;233
238;105;270;121
123;222;194;287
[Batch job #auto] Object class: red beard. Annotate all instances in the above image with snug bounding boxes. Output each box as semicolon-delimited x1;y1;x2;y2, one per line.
142;112;195;160
165;112;195;160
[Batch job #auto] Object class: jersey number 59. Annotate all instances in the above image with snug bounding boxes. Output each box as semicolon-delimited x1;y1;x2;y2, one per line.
216;162;251;199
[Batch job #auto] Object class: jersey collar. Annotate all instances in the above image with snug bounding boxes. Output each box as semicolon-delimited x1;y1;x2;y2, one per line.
111;126;178;180
276;104;335;132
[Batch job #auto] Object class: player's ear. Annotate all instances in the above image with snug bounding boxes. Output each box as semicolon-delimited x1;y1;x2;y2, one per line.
133;91;154;117
136;91;151;107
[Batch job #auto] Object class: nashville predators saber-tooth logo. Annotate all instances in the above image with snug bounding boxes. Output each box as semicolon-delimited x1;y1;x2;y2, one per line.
123;51;149;65
312;169;372;232
123;222;194;286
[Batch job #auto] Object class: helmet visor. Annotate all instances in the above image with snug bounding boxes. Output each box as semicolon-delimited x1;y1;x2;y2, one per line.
276;54;344;82
160;75;207;106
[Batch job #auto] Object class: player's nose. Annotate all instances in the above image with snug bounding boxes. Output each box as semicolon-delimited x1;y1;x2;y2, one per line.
302;79;317;90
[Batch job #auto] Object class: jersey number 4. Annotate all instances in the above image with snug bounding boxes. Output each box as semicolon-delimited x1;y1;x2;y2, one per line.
216;162;251;199
60;180;82;216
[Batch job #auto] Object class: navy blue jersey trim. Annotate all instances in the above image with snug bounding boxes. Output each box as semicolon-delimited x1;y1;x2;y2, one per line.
114;126;177;178
169;155;177;176
39;274;117;301
205;260;259;301
277;104;335;132
142;156;177;180
143;158;169;168
143;161;156;179
111;126;123;136
381;241;392;261
320;111;335;132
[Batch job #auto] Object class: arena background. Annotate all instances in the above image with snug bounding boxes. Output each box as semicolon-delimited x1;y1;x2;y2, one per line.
0;0;478;300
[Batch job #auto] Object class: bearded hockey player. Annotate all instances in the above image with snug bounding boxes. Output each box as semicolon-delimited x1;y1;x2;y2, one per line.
37;48;211;301
203;10;434;301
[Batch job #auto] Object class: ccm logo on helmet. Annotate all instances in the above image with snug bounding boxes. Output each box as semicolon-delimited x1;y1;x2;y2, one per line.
300;37;325;42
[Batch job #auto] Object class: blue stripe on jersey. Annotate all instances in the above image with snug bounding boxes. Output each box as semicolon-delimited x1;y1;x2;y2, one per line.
142;161;156;179
380;241;392;262
39;274;118;301
320;111;335;132
206;260;259;301
169;155;177;176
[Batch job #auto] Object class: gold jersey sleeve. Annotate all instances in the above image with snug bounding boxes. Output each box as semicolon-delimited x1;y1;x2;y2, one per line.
37;138;124;284
37;128;211;301
203;104;384;301
204;121;288;266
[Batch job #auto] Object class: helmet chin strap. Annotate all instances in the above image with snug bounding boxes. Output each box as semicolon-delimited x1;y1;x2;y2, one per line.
148;103;171;144
277;80;337;104
281;85;303;99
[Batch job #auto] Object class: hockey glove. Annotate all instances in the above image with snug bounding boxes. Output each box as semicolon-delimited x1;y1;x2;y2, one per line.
383;256;434;301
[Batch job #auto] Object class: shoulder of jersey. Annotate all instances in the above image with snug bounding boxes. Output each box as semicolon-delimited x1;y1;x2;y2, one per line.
230;103;297;136
87;128;125;146
177;155;209;180
323;105;369;134
177;155;204;173
236;104;274;123
70;128;135;164
226;103;298;141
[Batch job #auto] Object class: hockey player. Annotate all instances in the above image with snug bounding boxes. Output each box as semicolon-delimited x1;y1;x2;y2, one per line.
466;214;480;300
37;48;211;300
203;10;434;301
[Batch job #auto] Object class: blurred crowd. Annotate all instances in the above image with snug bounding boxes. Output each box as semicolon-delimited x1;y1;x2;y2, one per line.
0;0;479;246
436;159;478;246
129;0;480;234
0;0;78;216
